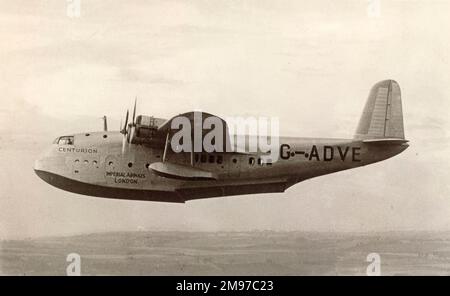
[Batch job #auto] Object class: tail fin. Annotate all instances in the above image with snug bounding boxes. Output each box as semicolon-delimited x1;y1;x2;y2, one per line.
354;79;405;141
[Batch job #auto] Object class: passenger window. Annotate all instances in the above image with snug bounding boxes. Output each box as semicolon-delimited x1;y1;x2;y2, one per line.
257;158;262;165
249;157;255;165
201;154;207;163
217;155;223;164
195;154;200;163
209;155;215;163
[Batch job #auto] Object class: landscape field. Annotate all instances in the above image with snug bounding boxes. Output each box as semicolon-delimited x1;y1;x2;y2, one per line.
2;231;450;276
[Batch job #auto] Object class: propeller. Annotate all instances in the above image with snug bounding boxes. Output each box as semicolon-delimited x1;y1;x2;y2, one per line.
128;97;138;151
121;97;138;155
132;97;137;125
121;109;129;154
121;109;129;134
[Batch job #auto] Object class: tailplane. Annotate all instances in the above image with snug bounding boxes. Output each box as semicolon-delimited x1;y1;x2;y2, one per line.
354;79;405;141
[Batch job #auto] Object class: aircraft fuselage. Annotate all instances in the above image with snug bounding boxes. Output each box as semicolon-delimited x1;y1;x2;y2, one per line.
34;131;408;203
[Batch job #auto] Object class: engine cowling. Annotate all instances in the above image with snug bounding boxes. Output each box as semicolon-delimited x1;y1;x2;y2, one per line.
128;115;167;145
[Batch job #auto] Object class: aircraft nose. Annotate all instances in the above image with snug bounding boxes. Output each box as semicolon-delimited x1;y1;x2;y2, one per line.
34;157;54;185
34;144;54;172
34;158;43;171
34;158;46;180
34;145;60;185
34;156;50;177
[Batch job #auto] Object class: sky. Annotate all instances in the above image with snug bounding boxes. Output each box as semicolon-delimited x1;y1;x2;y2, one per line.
0;0;449;239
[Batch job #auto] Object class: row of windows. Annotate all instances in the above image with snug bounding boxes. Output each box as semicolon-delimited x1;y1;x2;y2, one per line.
248;157;272;166
194;154;224;164
74;159;98;165
194;154;272;166
75;156;272;168
74;159;99;173
76;159;140;168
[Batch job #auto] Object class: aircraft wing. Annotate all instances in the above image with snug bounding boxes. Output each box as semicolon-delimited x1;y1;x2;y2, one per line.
157;111;231;147
131;111;232;152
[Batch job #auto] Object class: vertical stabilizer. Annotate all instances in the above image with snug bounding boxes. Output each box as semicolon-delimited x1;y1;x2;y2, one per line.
354;80;405;140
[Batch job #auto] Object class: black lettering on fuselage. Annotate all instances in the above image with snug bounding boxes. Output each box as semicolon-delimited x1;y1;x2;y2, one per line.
279;144;362;162
58;147;98;154
337;146;350;161
114;178;138;184
106;171;146;179
323;146;334;161
280;144;291;160
309;145;320;161
352;147;361;162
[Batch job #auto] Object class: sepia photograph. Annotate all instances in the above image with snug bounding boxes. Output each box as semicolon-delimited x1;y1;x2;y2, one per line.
0;0;449;280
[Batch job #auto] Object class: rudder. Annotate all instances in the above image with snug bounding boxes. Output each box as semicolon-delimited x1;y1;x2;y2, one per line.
354;79;405;140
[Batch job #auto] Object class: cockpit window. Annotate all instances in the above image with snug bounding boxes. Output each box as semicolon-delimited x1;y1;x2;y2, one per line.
56;136;74;145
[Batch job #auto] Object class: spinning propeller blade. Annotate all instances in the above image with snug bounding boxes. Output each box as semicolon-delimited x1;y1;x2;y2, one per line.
132;97;137;125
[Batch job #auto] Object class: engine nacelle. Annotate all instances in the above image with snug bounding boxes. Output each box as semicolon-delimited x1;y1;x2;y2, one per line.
128;115;167;145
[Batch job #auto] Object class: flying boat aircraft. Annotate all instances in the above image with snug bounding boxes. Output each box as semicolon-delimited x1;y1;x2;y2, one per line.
34;80;409;203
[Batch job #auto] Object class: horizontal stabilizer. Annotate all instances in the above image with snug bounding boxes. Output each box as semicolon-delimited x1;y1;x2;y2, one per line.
362;138;409;145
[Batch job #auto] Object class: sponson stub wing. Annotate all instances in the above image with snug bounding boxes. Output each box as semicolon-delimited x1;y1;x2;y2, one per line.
149;162;218;180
